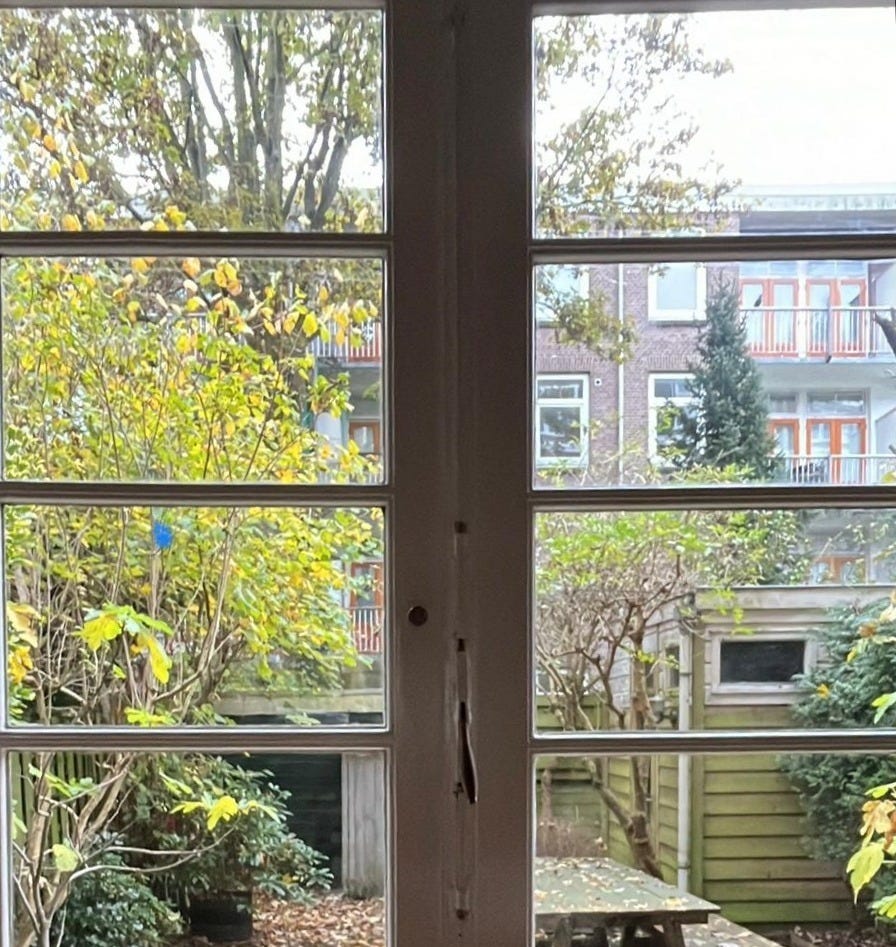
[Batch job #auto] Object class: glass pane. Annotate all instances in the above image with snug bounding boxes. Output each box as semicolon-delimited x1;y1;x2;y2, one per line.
9;750;386;947
809;284;832;308
534;7;896;238
533;507;896;734
538;407;584;461
533;752;891;944
656;264;697;311
719;640;804;683
533;259;892;488
2;257;384;484
0;9;384;233
5;505;385;727
771;425;795;455
538;379;585;400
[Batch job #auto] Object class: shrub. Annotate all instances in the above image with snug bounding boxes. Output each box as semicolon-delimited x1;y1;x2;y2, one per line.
780;599;896;901
124;754;333;904
55;857;182;947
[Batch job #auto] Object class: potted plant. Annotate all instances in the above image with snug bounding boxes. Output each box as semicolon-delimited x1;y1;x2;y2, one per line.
121;755;332;941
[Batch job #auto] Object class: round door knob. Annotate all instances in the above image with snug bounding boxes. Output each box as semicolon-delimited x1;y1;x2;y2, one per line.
407;605;428;626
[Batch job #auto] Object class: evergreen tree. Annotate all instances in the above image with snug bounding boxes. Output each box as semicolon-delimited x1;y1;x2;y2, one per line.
668;277;777;478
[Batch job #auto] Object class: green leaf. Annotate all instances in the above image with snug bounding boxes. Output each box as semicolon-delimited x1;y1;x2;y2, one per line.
124;707;174;727
872;692;896;723
171;801;204;816
847;842;885;898
51;843;80;873
873;893;896;918
867;781;896;800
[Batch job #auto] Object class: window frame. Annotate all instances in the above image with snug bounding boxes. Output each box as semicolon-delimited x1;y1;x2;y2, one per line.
647;372;697;462
534;372;590;468
709;634;816;703
0;4;459;945
4;3;896;947
647;261;707;322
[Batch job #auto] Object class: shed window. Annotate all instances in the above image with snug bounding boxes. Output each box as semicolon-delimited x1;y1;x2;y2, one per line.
719;640;806;684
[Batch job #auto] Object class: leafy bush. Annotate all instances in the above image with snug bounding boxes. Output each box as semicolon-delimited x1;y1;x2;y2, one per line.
55;857;182;947
780;599;896;900
124;754;333;904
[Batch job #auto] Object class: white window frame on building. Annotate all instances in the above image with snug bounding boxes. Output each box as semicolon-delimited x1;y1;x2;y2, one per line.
647;261;707;322
535;373;590;467
647;373;697;462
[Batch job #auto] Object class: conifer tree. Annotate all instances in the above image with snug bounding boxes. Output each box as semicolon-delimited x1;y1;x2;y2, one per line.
669;277;777;478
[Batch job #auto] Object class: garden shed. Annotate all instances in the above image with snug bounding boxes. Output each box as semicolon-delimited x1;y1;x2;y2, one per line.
536;585;885;933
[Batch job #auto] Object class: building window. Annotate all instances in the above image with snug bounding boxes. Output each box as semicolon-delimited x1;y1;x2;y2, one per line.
648;262;706;321
718;639;807;686
535;374;589;467
349;420;381;456
648;374;696;462
535;264;590;325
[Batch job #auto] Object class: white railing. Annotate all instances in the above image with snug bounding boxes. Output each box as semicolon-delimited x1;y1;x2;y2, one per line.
778;453;896;485
310;322;382;363
351;605;383;654
742;306;894;359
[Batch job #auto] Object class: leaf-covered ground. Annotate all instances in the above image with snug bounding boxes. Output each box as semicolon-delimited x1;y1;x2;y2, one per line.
787;926;895;947
178;895;385;947
254;895;385;947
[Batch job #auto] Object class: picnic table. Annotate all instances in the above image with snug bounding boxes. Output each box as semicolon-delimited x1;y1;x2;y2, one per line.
535;856;720;947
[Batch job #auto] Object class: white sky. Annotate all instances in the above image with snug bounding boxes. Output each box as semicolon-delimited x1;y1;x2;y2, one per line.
680;7;896;188
534;6;896;192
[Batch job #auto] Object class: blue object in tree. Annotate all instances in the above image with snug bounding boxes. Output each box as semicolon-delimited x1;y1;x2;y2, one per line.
152;520;174;551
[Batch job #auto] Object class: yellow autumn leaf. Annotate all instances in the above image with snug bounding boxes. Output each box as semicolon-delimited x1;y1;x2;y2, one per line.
42;133;57;152
136;632;171;685
318;285;330;304
816;683;831;699
207;794;240;830
61;214;82;232
73;160;88;183
79;613;122;651
166;205;186;226
48;159;61;180
7;602;39;634
226;279;242;296
175;334;195;355
301;312;318;336
9;646;33;685
131;258;149;274
182;257;202;278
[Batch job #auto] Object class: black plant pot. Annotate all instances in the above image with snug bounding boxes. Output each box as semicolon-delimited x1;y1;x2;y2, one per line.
186;891;253;943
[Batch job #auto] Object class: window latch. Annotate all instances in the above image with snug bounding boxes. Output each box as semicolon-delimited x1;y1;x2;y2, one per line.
457;638;478;804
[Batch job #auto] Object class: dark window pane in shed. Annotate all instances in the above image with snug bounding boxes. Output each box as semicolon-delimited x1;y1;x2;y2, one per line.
719;640;805;684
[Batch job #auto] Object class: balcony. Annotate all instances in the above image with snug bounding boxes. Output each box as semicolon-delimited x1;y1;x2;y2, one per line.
742;306;894;359
310;322;382;364
778;453;896;485
351;605;383;654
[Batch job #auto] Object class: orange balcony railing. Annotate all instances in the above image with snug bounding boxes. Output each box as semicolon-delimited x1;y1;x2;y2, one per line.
742;306;894;359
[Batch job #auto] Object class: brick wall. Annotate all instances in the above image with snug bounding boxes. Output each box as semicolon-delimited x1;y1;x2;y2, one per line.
534;261;740;482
